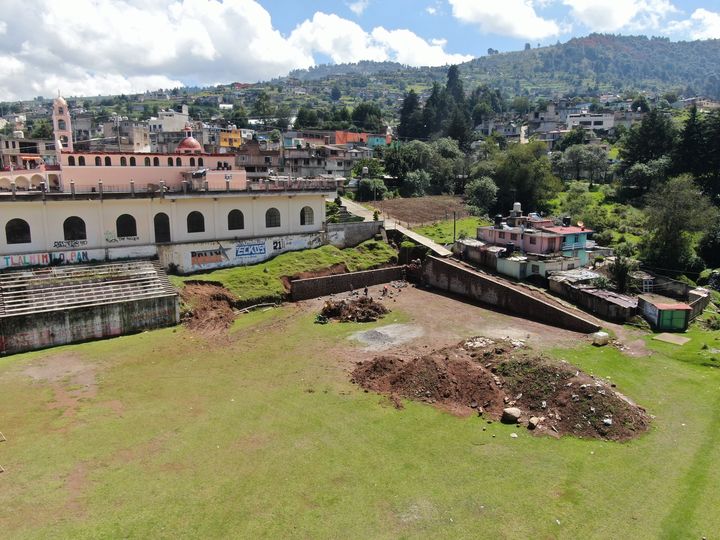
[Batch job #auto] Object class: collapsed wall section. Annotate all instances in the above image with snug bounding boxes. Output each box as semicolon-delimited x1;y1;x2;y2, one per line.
290;266;405;301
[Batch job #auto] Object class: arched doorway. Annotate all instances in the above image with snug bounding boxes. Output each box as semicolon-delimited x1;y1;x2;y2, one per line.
154;212;171;243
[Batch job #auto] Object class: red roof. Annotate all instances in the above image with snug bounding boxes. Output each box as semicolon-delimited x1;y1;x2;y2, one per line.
542;226;593;234
176;136;202;152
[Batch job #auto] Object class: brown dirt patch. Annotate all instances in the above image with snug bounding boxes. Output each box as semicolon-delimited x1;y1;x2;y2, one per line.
65;462;89;516
320;296;389;323
352;337;650;441
181;282;238;334
370;195;468;227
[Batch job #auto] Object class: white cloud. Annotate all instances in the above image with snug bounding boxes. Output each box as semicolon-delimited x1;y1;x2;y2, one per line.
348;0;369;16
448;0;561;40
426;6;437;15
563;0;678;32
0;0;472;101
289;12;472;66
667;8;720;40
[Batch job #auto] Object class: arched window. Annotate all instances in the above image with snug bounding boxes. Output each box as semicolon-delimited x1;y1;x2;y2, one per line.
5;218;31;244
104;156;112;166
68;156;75;166
154;213;171;243
175;157;181;166
95;156;101;166
187;211;205;233
63;216;87;241
198;158;204;167
130;157;136;166
116;214;137;238
265;208;281;228
78;156;86;166
144;157;151;166
120;156;127;166
58;119;66;130
300;206;314;226
228;210;244;230
167;157;174;166
153;157;160;167
189;157;196;167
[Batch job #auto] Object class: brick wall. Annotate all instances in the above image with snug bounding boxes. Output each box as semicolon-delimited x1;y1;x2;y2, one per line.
290;266;405;301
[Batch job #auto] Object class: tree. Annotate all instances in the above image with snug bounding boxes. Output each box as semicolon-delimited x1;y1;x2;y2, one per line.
294;106;318;129
402;170;431;197
630;95;650;113
30;120;53;139
621;156;671;196
562;145;588;181
226;104;248;128
492;141;561;213
446;65;465;106
352;158;384;178
643;176;718;273
561;181;593;219
557;127;585;151
330;86;341;101
465;176;498;215
446;106;472;150
251;90;274;120
674;105;705;177
357;178;388;201
510;96;530;114
698;222;720;269
620;108;676;170
397;90;423;139
608;256;639;293
352;101;384;133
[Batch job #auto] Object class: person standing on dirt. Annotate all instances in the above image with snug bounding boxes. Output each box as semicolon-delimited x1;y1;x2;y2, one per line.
364;286;369;297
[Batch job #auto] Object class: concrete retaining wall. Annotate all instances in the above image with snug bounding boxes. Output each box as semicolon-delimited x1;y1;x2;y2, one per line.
327;221;383;248
422;256;600;333
0;296;179;355
291;266;405;301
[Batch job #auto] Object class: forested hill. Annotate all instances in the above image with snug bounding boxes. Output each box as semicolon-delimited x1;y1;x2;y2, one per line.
279;35;720;98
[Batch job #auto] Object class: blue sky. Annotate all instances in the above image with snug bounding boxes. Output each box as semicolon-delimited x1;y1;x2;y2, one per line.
1;0;719;100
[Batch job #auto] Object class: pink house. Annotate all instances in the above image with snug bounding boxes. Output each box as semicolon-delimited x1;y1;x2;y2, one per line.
478;226;564;254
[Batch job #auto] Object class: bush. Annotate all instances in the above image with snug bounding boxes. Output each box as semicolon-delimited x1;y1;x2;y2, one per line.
593;230;613;246
357;179;388;201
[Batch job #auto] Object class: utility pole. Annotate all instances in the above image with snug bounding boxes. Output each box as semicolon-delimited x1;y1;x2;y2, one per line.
453;211;457;243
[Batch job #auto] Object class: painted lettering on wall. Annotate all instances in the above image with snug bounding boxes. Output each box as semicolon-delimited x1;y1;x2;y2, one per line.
104;231;140;243
53;240;88;249
2;252;51;268
191;249;226;266
51;251;90;264
272;239;286;251
235;242;266;257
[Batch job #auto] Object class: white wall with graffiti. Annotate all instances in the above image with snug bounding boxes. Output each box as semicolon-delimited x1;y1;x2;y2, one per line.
157;233;326;274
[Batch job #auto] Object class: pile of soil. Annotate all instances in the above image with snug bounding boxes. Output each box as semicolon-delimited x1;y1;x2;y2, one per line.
352;337;650;441
321;296;389;323
180;282;238;333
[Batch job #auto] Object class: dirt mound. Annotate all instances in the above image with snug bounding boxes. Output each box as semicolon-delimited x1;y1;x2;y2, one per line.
281;263;348;291
320;296;389;323
352;337;650;441
181;282;238;333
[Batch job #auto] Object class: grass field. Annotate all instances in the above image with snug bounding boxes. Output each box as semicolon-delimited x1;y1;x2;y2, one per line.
169;240;397;303
413;217;491;245
1;292;720;538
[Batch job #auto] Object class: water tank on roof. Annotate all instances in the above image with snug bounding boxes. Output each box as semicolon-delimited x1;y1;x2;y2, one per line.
513;202;522;214
562;216;572;227
494;214;503;228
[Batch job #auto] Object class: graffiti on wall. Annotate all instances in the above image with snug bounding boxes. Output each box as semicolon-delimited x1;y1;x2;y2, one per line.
190;248;227;267
53;240;88;249
51;251;90;264
2;252;51;268
235;242;266;257
104;231;140;244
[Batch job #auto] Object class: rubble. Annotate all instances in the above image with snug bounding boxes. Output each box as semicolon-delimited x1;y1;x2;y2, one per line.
320;296;389;323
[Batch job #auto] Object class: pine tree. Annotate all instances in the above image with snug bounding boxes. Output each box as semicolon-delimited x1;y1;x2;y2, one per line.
675;105;705;177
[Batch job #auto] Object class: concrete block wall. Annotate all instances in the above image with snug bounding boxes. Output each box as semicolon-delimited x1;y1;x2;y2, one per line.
0;296;179;355
290;266;405;301
327;221;383;248
422;256;600;333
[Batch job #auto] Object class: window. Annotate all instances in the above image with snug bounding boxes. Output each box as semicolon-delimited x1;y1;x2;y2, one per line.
187;211;205;233
95;156;101;166
198;158;204;167
168;157;174;166
104;156;111;166
175;157;181;166
78;156;86;166
153;157;160;167
531;264;540;274
154;213;171;243
510;233;518;241
300;206;314;226
228;209;244;230
264;156;271;164
574;235;580;243
58;107;64;115
568;263;575;270
68;156;75;166
529;236;537;245
190;157;196;167
5;218;31;244
63;216;87;241
144;157;151;166
120;156;127;166
130;157;136;166
58;119;66;130
498;232;506;239
116;214;137;238
265;208;281;228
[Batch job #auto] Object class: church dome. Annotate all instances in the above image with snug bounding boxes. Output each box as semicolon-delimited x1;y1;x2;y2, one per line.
176;126;202;153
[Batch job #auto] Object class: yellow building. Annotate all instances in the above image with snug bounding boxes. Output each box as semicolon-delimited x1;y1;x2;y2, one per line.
219;128;244;149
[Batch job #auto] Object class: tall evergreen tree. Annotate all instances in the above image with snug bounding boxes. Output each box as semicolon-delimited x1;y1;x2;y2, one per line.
675;105;706;177
620;108;676;170
446;65;465;106
397;90;423;139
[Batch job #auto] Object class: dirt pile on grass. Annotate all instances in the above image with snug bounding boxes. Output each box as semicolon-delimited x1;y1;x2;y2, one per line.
321;296;389;323
181;282;238;333
352;337;650;441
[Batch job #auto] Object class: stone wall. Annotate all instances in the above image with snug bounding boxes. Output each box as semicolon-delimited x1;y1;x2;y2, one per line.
422;256;600;333
290;266;405;301
0;296;179;355
327;221;383;248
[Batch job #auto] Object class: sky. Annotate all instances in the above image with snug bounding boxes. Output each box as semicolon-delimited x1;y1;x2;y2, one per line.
1;0;719;101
